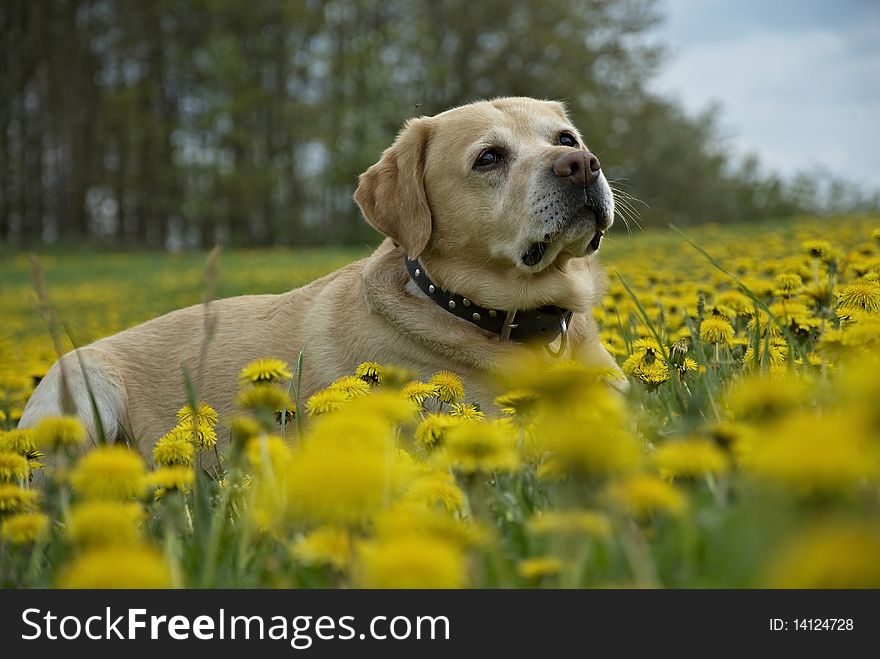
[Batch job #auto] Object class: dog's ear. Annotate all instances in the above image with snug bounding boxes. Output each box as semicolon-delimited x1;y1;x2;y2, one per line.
354;118;433;259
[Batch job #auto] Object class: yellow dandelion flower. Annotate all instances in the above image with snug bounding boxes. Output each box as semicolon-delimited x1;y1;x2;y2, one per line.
607;474;688;519
149;466;194;494
69;446;147;501
804;280;835;307
837;279;880;312
226;414;262;442
273;404;297;425
174;403;218;451
403;472;466;514
0;484;40;512
239;358;292;386
282;434;414;526
377;364;419;388
518;557;564;580
744;411;880;494
236;385;290;413
774;272;803;296
801;239;834;261
400;381;439;405
1;511;49;544
414;413;460;449
449;403;485;420
245;434;293;473
374;504;489;548
356;536;466;588
714;290;753;315
33;416;86;451
355;361;382;384
873;227;880;243
0;428;36;455
532;386;640;479
66;501;144;547
727;373;810;421
305;388;350;416
630;360;670;389
763;520;880;588
743;339;789;370
652;438;729;477
290;526;352;569
58;545;172;589
494;388;540;417
528;510;612;539
429;371;465;404
327;375;371;399
699;317;735;346
0;451;29;482
152;427;194;467
176;402;218;426
436;420;520;474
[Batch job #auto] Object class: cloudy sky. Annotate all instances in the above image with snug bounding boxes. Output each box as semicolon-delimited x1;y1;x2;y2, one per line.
650;0;880;190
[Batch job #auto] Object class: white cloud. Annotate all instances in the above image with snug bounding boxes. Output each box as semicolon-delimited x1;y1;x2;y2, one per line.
651;6;880;189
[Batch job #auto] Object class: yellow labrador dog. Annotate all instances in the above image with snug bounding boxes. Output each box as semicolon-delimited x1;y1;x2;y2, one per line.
20;97;621;456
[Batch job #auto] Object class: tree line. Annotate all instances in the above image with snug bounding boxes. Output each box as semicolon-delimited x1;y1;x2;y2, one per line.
1;0;876;249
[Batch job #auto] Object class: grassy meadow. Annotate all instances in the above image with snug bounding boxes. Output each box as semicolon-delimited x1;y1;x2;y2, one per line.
1;215;880;588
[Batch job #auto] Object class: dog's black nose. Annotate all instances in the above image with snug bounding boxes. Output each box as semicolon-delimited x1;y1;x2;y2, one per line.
553;150;601;186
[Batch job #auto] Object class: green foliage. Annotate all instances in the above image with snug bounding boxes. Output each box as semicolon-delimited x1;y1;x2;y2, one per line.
0;0;876;249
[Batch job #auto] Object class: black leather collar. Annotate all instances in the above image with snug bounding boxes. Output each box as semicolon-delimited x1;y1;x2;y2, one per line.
405;255;572;346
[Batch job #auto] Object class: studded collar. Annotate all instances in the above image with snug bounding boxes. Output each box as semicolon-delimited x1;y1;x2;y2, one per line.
404;255;572;347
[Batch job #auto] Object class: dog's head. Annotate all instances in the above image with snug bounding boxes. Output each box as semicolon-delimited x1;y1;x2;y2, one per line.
355;97;614;306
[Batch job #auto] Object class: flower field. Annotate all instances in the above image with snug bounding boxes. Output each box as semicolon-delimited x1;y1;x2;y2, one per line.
1;215;880;588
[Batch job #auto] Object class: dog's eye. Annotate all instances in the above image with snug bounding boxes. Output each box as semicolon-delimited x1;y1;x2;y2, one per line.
558;132;579;148
474;148;502;169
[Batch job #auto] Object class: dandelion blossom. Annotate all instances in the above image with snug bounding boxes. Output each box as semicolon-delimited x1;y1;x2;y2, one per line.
744;412;880;494
290;526;352;569
403;472;466;513
494;388;540;417
607;475;688;519
414;414;460;449
449;403;485;421
0;451;29;482
436;421;520;474
699;317;735;346
0;429;36;455
356;536;466;588
528;510;612;539
152;427;194;467
763;521;880;588
773;273;803;296
837;279;880;312
0;484;40;512
653;438;728;477
176;402;218;426
69;446;147;501
239;358;292;386
66;501;144;547
1;511;49;544
283;435;413;526
802;239;834;261
429;371;465;404
518;557;564;580
236;386;290;414
58;545;172;589
149;466;195;494
305;388;350;416
33;416;86;451
400;381;439;406
355;361;382;384
326;375;371;400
